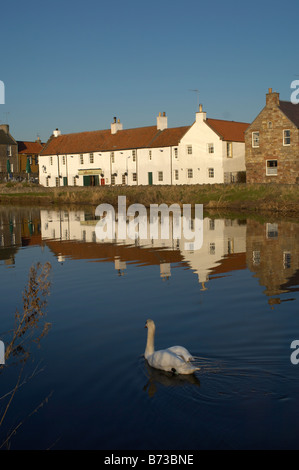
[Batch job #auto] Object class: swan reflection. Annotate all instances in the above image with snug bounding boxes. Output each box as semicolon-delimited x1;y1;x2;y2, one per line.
143;361;200;398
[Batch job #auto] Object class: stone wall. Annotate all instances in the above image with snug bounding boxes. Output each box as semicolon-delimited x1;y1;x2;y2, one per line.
245;91;299;184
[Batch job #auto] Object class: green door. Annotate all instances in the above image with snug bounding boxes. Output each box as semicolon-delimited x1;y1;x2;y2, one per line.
63;177;68;186
83;175;90;186
148;172;153;185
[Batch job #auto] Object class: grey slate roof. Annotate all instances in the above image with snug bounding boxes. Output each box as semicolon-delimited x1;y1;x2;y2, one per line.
0;130;17;145
279;101;299;128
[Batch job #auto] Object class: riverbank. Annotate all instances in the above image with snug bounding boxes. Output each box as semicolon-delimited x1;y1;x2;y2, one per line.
0;182;298;215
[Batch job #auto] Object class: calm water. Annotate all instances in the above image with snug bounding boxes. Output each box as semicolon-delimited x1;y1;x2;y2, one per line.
0;205;298;450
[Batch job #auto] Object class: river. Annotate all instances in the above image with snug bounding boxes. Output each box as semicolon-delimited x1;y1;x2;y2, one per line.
0;205;298;449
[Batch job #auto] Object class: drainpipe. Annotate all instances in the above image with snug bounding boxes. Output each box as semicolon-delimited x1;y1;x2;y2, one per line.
57;154;60;186
170;147;173;185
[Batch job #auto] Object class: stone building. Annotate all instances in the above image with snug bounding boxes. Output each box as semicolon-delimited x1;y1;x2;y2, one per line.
0;124;18;175
245;88;299;184
17;138;44;175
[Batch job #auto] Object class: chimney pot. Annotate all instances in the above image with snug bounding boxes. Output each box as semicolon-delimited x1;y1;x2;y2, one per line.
268;88;272;94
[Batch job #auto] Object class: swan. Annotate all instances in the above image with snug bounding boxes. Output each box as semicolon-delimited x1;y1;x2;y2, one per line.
144;319;200;375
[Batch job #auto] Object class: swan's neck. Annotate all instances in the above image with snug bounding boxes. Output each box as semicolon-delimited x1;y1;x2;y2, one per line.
145;327;155;359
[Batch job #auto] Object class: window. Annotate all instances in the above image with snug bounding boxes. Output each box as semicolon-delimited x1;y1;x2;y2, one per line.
73;177;77;186
208;143;214;154
80;154;84;165
283;251;291;269
50;156;53;165
122;174;126;184
187;145;192;155
174;148;178;158
187;168;193;179
62;155;66;165
209;243;216;255
110;152;115;163
7;145;12;156
208;168;214;178
267;223;278;239
149;150;152;160
158;171;163;181
266;160;277;176
111;174;116;185
268;121;272;129
132;172;137;182
283;129;291;146
174;169;179;180
89;153;94;163
252;251;260;266
55;177;59;187
227;142;232;157
252;131;259;148
209;219;215;230
132;150;136;162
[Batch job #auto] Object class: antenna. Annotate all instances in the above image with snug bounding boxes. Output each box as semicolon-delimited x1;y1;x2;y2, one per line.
189;89;200;109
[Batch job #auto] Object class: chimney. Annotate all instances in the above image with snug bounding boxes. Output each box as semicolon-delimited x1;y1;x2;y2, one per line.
266;88;280;107
157;112;168;131
111;117;123;134
0;124;9;134
195;104;206;122
53;128;61;137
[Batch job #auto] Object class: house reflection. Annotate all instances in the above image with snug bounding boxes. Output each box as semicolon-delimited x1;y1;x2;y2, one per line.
1;206;298;304
246;219;299;303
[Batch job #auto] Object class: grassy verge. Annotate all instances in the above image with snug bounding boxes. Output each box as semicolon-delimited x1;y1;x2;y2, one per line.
0;182;298;215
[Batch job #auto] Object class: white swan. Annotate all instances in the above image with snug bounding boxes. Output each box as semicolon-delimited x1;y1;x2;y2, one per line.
144;319;200;375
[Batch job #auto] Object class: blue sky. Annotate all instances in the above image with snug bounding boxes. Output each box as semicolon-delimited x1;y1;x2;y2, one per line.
1;0;298;141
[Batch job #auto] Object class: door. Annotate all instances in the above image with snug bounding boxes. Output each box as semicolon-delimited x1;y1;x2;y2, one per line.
83;175;90;186
148;172;153;185
63;177;68;186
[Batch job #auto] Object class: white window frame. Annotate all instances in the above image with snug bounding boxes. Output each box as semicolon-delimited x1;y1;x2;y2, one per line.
187;145;192;155
252;131;260;148
174;169;179;180
208;168;214;178
110;152;115;163
62;155;66;165
132;150;136;162
158;171;163;182
89;153;94;163
283;129;291;146
79;154;84;165
149;150;152;160
208;143;214;154
132;172;137;182
187;168;193;179
174;148;178;158
266;159;277;176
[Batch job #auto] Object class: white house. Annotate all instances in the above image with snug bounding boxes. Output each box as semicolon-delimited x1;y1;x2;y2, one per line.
39;107;248;187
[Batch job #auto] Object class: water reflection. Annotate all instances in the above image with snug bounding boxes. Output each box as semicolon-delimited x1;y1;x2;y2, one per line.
0;207;298;303
143;361;201;398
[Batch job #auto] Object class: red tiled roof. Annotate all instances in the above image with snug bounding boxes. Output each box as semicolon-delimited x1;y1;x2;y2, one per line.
17;140;45;154
40;126;180;156
40;118;248;157
206;118;249;142
149;126;190;148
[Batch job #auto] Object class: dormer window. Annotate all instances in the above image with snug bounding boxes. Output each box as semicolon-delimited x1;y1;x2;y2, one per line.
283;129;291;146
268;121;272;129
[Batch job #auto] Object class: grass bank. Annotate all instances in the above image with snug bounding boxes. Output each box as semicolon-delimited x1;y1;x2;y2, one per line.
0;182;298;215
